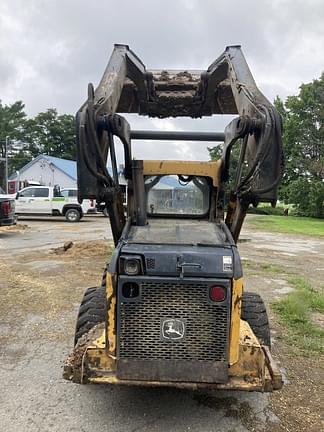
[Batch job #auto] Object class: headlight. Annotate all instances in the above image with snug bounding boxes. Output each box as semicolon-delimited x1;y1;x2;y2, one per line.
120;255;143;276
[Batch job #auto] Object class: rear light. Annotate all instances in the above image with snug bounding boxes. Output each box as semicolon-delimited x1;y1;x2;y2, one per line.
2;201;10;216
209;285;226;302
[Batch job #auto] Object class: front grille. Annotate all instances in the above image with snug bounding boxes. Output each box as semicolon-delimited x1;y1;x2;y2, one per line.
118;278;230;362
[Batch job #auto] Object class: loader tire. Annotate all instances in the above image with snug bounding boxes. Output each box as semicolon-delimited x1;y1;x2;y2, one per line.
241;292;271;348
74;286;106;345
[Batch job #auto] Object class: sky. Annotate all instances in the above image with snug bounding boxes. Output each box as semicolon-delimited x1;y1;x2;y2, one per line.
1;0;323;163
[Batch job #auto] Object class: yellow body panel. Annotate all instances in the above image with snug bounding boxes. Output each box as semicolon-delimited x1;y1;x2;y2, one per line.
229;320;264;379
143;159;222;187
229;277;243;365
106;273;117;355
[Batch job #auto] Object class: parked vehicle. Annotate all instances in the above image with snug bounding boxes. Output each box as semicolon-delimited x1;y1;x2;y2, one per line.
0;187;16;226
15;186;86;222
60;188;97;213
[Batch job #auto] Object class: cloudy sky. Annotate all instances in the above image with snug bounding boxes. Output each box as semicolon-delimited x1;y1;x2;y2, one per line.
1;0;323;162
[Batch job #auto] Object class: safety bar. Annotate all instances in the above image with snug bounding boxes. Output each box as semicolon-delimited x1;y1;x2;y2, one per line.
130;130;225;142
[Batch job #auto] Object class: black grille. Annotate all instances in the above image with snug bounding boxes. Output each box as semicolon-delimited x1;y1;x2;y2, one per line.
146;258;155;269
118;278;230;362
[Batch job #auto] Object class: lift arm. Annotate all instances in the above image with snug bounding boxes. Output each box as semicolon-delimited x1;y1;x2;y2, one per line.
76;44;283;243
201;46;283;241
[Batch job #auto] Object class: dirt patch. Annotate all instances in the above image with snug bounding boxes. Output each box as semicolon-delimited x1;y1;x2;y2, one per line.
0;238;112;355
311;312;324;328
24;259;64;271
239;220;324;431
240;218;324;287
270;338;324;432
0;223;28;232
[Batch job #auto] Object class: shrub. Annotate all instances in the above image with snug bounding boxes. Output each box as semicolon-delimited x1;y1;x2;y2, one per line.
288;178;324;218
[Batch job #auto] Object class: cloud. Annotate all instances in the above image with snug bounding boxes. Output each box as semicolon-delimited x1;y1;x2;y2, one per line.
1;0;323;160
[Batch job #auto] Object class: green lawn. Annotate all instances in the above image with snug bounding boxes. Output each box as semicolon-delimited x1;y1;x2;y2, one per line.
272;277;324;354
243;256;324;354
248;215;324;236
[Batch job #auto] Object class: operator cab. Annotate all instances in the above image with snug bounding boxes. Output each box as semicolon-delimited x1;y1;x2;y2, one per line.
127;172;230;247
121;167;236;281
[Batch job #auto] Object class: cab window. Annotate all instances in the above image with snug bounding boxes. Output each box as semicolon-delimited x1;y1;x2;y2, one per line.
19;188;49;198
146;175;210;216
19;188;36;198
61;189;77;198
34;188;49;198
68;189;78;197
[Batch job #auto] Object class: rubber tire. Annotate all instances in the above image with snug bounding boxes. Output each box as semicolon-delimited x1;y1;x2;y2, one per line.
65;208;81;222
241;292;271;348
74;286;106;345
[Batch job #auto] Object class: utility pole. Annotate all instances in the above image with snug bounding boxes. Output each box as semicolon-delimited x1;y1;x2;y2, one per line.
5;136;9;193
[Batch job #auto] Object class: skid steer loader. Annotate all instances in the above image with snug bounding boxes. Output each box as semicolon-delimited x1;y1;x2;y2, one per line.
63;45;283;391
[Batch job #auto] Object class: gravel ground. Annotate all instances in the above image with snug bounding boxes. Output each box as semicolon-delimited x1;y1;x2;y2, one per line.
0;215;323;432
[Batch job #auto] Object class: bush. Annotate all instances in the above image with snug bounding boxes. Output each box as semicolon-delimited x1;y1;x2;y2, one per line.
247;205;286;216
288;178;324;218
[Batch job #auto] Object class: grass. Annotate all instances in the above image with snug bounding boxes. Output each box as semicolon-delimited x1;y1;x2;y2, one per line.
248;215;324;237
272;276;324;354
241;258;324;354
242;258;290;277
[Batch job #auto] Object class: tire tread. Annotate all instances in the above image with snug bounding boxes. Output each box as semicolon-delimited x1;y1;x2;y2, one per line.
74;286;106;344
241;291;271;347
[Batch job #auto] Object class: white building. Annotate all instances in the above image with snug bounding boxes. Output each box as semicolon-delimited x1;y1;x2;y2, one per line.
8;154;77;193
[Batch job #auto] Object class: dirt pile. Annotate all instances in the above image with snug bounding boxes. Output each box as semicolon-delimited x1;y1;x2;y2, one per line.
51;240;113;258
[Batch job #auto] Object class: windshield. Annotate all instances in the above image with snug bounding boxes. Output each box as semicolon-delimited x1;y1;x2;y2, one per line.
146;175;210;216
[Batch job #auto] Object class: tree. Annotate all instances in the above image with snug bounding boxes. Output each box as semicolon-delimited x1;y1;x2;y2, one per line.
10;150;32;174
0;100;27;159
26;109;76;160
0;100;28;188
0;102;77;182
275;73;324;218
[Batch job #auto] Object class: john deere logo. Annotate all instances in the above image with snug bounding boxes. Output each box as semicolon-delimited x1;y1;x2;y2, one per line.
161;319;185;340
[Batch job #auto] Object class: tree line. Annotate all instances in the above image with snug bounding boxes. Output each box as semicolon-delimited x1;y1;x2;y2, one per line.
0;102;76;174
